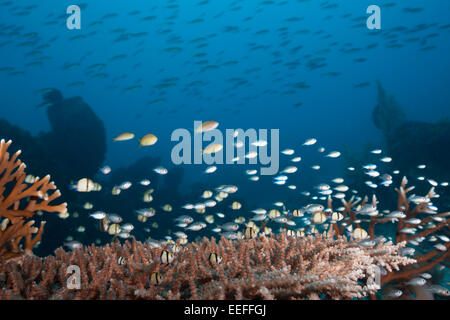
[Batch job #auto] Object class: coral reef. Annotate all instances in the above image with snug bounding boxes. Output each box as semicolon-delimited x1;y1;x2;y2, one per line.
0;233;414;300
0;125;447;300
0;139;67;261
328;176;449;293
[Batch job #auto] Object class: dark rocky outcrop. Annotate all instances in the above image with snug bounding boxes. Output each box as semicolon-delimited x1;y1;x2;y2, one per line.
42;89;106;186
0;89;107;189
372;81;450;181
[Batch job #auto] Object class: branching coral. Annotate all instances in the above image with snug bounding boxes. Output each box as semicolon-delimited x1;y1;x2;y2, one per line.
0;233;414;300
0;139;67;261
0;138;445;300
328;176;449;289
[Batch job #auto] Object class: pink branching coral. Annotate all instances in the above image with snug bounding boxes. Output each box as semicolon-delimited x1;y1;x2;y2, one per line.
0;139;67;261
0;233;414;300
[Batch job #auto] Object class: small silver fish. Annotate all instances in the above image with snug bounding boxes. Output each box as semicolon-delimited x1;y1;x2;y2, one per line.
399;247;415;256
273;216;288;224
386;289;403;298
64;241;82;250
407;277;426;286
135;208;155;217
358;239;376;247
405;218;421;225
220;222;239;231
252;208;267;215
399;228;416;234
89;211;106;220
221;231;239;240
185;222;205;231
119;181;132;190
154;166;168;175
386;211;407;219
434;243;447;251
107;214;123;223
117;232;130;239
408;195;429;205
174;215;194;224
437;235;450;243
121;223;134;232
251;214;267;221
429;285;450;296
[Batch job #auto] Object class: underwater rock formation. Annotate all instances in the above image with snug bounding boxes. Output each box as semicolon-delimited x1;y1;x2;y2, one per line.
372;81;450;180
39;89;107;187
0;139;67;261
0;233;414;300
0;89;107;192
0;120;48;179
372;81;406;137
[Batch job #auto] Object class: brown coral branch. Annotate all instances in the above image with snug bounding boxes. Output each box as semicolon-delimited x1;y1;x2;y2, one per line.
381;245;449;285
0;139;67;261
344;175;449;289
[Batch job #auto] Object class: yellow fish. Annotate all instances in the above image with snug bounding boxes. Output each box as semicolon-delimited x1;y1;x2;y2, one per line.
195;120;219;134
202;143;223;154
113;132;135;142
139;134;158;146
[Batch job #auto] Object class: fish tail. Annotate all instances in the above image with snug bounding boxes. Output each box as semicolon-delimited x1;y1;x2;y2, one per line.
136;137;142;149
